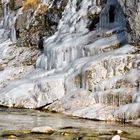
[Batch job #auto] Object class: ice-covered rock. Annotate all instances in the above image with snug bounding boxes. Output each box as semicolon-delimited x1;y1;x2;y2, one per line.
0;0;139;123
0;74;65;108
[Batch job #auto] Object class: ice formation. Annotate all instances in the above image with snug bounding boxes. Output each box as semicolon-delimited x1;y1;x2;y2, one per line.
0;0;139;122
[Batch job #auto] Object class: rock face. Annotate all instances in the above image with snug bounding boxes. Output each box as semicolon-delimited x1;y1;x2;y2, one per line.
118;0;140;45
15;0;68;48
0;0;139;123
99;0;126;29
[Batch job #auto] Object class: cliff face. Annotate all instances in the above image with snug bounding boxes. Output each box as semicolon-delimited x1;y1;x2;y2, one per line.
1;0;140;46
118;0;140;45
0;0;68;48
0;0;139;123
15;0;68;48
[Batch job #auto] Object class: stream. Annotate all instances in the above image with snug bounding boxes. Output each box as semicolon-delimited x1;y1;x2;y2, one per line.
0;107;139;140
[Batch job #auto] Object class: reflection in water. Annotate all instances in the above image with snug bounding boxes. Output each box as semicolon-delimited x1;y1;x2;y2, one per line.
0;108;140;140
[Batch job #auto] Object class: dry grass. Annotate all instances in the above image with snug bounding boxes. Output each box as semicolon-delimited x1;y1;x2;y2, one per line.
23;0;40;11
36;4;48;15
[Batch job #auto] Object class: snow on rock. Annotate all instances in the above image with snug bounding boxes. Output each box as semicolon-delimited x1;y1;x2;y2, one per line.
114;103;140;121
46;89;96;112
0;0;139;122
0;75;65;108
0;66;34;90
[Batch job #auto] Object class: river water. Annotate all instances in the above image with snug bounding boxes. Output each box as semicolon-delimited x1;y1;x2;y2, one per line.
0;107;140;140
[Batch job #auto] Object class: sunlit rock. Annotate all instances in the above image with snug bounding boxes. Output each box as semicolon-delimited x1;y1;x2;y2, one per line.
31;126;54;134
112;135;121;140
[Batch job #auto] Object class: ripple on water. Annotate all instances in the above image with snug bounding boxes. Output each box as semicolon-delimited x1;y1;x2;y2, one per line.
0;108;140;140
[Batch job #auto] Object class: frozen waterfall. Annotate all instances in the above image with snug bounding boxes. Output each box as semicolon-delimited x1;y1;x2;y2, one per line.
0;0;139;122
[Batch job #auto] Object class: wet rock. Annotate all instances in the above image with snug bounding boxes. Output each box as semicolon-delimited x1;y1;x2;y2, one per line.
31;126;55;134
0;130;30;139
112;135;121;140
133;119;140;127
117;130;123;134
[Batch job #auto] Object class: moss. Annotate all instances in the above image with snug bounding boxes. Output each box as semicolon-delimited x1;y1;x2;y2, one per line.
0;130;31;138
0;129;84;140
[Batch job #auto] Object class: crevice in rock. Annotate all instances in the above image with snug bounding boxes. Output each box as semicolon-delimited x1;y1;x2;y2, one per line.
88;15;100;31
109;5;115;23
38;34;44;51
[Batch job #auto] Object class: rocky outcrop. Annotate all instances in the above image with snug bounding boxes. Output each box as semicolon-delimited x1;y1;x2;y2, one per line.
9;0;23;10
15;0;68;48
118;0;140;45
0;0;68;48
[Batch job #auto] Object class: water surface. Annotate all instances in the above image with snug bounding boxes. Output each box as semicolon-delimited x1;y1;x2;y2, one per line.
0;108;139;140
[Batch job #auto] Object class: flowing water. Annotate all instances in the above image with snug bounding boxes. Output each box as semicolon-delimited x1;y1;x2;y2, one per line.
0;107;139;140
